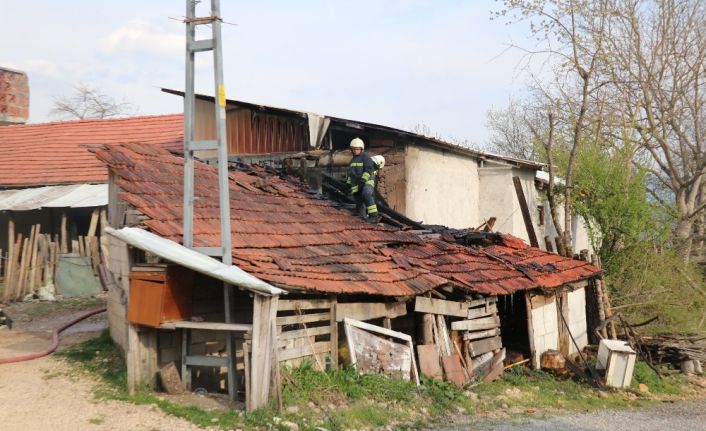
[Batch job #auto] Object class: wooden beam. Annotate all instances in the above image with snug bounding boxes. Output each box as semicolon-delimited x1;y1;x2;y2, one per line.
462;328;501;341
451;315;500;331
277;312;330;326
336;301;406;322
277;325;331;342
467;296;497;308
467;303;497;319
278;298;332;311
161;320;253;331
469;336;502;357
414;296;468;317
513;176;539;247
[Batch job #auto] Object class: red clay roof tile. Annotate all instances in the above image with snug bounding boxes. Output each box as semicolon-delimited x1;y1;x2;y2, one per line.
96;144;601;296
0;114;183;186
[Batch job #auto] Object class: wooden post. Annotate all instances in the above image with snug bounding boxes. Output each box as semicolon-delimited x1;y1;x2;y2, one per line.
6;234;22;301
248;295;279;411
6;216;14;278
17;236;30;298
99;208;110;266
422;314;435;345
525;292;537;368
87;208;99;238
60;211;68;254
28;224;41;295
513;176;539;248
329;295;338;368
557;291;570;357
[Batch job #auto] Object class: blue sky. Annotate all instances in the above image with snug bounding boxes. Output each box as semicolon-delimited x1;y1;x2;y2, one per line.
1;1;533;145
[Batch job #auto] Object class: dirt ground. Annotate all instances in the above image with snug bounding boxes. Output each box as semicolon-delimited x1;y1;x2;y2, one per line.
0;297;207;431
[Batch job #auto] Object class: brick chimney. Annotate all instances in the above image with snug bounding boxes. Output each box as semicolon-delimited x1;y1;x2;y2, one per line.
0;67;29;126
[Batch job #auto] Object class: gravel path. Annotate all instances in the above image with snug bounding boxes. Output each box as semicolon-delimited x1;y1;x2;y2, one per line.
472;398;706;431
0;308;206;431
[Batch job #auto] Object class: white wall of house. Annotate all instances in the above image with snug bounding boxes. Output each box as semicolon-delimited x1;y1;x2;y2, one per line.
478;165;538;244
567;287;589;355
528;292;559;368
404;145;480;229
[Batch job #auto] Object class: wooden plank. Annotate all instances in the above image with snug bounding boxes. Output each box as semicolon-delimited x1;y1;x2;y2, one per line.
442;354;467;387
451;315;500;331
481;348;506;383
329;295;338;369
513;176;539;247
342;317;412;342
469;336;503;357
436;315;452;356
278;298;332;311
276;312;331;326
161;321;253;332
278;325;331;342
415;296;468;317
467;296;497;308
417;344;443;380
467;303;497;319
345;324;414;382
462;328;501;341
336;301;407;322
278;341;332;361
87;208;99;238
248;295;278;411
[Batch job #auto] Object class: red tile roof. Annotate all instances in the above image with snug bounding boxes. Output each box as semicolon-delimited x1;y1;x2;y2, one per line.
485;235;602;289
0;114;183;187
95;144;600;296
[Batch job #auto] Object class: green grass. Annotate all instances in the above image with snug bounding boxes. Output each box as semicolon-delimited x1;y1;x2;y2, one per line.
56;332;692;430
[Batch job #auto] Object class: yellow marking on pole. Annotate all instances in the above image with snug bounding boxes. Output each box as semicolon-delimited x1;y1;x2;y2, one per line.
218;85;226;107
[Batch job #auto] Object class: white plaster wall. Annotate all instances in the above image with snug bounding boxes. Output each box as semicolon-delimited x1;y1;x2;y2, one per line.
529;293;559;368
567;287;588;354
478;165;538;244
404;145;479;228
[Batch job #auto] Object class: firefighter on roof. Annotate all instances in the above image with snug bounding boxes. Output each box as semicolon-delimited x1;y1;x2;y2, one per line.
346;137;381;223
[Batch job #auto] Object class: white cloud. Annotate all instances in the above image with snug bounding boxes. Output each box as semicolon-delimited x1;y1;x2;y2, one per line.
98;19;183;58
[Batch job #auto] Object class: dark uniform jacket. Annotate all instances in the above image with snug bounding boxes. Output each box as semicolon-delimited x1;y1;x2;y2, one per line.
347;152;376;193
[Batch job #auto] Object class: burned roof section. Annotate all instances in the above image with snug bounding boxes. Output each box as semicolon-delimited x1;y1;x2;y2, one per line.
96;143;600;297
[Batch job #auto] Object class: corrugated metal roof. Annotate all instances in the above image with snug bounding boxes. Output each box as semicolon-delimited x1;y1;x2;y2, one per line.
161;88;544;169
0;114;183;187
105;226;284;296
0;183;107;211
95;144;599;296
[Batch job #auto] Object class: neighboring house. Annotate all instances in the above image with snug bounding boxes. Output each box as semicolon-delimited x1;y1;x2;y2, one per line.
163;89;592;256
97;143;601;409
0;114;183;301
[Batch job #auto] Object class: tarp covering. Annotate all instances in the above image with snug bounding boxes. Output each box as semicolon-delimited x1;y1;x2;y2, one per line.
0;183;107;211
105;226;284;296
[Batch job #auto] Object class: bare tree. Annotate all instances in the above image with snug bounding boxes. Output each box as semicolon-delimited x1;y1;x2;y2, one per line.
495;0;612;256
601;0;706;259
485;99;539;161
51;83;135;120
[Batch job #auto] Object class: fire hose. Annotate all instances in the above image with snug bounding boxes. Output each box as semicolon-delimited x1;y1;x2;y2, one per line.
0;307;107;364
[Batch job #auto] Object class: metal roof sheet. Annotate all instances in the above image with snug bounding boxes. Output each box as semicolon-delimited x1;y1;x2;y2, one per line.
0;183;107;211
105;226;284;296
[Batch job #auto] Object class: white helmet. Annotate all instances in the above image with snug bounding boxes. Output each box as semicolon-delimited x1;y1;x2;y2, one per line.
349;137;365;150
371;155;385;169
